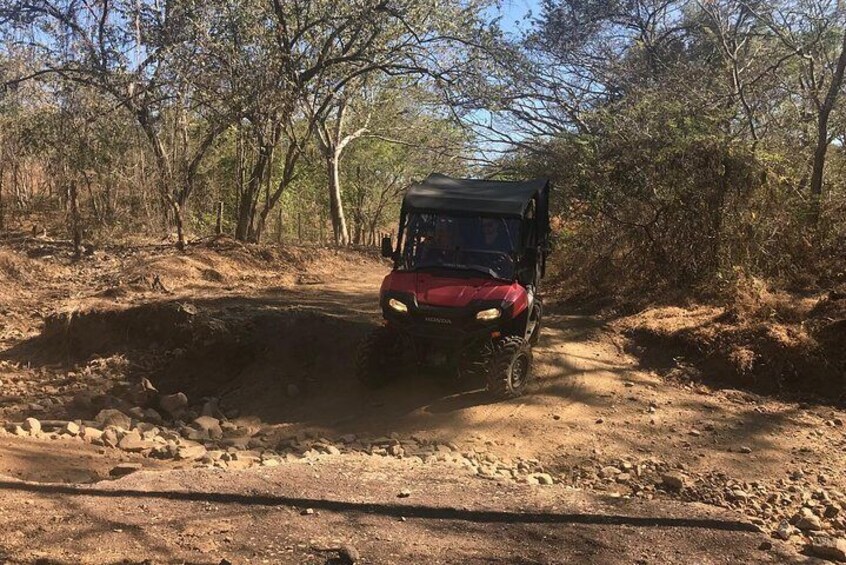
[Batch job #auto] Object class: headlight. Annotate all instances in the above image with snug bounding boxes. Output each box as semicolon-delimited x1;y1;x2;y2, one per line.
388;298;408;313
476;307;501;321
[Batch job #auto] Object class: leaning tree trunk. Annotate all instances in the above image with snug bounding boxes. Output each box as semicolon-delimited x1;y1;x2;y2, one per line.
68;180;82;258
327;152;349;245
809;125;830;223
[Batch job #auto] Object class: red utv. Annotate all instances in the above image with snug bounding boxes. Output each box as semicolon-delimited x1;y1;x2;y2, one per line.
357;173;550;399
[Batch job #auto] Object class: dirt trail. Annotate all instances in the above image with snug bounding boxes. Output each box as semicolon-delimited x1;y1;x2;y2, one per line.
0;451;798;564
0;239;844;563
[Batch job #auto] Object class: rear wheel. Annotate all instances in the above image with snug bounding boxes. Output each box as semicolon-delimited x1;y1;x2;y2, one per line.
526;300;543;346
356;326;404;388
486;336;532;399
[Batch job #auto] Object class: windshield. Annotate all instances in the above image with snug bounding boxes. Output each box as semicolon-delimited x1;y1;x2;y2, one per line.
399;212;520;280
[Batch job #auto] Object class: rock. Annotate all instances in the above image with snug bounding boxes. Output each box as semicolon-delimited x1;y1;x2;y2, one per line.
200;398;224;419
807;537;846;562
12;425;27;437
72;390;95;410
63;421;81;436
398;489;412;498
176;444;207;460
774;520;798;540
599;466;621;479
738;446;753;454
730;489;749;501
142;408;163;425
159;392;188;415
181;426;208;442
135;423;160;440
125;377;158;407
325;445;341;456
795;509;824;532
662;473;686;491
22;417;41;435
109;463;143;478
247;437;267;450
220;436;250;449
826;505;841;519
101;427;120;447
117;431;154;453
531;473;554;485
193;416;223;439
81;427;103;443
335;545;360;564
301;508;314;515
95;409;132;430
226;458;253;470
758;540;773;551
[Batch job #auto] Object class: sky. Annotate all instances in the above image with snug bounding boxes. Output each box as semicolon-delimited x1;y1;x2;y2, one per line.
496;0;540;36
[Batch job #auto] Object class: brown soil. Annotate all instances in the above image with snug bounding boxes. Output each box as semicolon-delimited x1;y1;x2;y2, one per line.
617;285;846;399
0;234;844;563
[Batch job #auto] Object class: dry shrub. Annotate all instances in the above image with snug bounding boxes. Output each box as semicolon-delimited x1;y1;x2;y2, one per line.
0;250;38;284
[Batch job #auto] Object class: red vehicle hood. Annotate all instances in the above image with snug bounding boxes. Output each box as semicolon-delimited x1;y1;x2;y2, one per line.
381;271;527;311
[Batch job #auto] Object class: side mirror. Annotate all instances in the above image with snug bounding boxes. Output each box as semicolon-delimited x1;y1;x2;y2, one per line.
381;236;393;258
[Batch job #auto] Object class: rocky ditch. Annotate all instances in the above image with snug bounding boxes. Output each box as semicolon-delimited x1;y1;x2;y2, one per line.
3;378;846;562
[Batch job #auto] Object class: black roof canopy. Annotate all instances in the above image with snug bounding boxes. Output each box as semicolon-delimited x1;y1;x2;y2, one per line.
403;173;548;218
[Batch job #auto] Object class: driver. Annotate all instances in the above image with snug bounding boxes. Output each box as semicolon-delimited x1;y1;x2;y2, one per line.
480;218;512;251
421;218;456;263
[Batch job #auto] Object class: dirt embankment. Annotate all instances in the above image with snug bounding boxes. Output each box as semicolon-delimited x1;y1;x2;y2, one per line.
615;280;846;401
0;235;384;424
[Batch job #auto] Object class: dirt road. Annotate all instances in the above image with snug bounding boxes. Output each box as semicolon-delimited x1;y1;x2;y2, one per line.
1;239;844;563
0;452;798;564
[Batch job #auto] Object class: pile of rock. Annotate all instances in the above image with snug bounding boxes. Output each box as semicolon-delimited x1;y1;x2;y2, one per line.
2;383;273;468
553;458;846;557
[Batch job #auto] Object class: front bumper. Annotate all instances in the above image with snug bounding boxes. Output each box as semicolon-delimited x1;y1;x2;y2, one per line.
381;292;510;343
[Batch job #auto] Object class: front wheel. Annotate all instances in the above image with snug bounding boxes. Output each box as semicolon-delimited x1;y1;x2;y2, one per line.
356;326;404;388
486;336;533;399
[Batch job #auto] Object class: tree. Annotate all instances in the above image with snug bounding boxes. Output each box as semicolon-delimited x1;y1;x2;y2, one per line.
2;0;235;248
747;0;846;223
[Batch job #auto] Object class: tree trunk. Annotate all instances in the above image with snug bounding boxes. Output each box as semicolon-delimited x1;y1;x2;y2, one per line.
234;188;255;240
0;160;4;232
809;125;829;221
809;29;846;223
68;180;82;258
327;153;349;245
216;201;224;235
173;201;186;251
